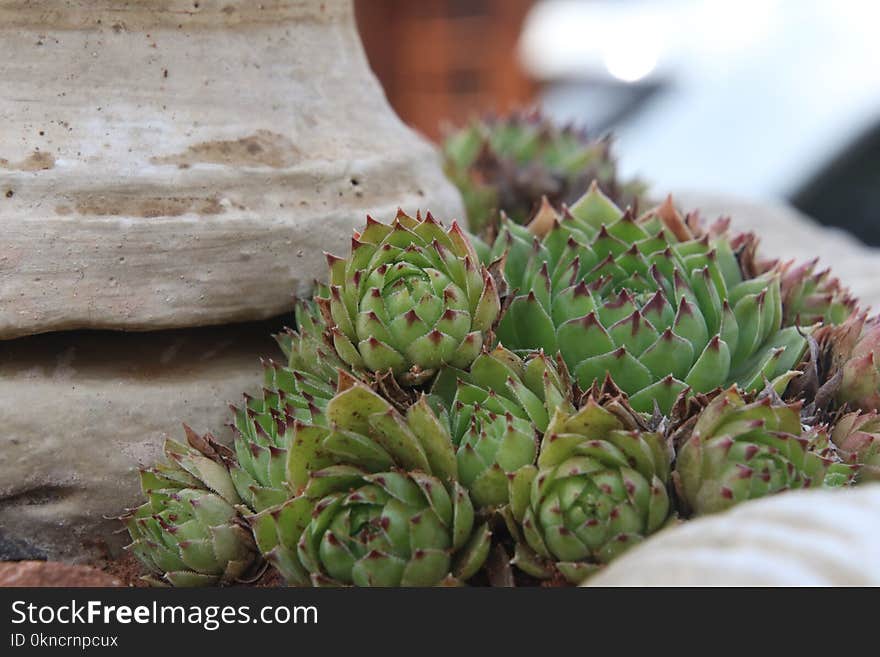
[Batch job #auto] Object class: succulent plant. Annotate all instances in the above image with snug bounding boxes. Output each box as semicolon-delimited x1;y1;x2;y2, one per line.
122;428;260;586
277;294;350;382
318;211;501;386
491;185;805;413
505;388;671;583
432;344;574;431
426;346;577;507
228;299;342;512
249;376;493;585
778;258;856;326
831;411;880;481
823;313;880;410
443;110;645;232
295;468;490;586
449;410;537;508
290;376;461;484
674;388;852;516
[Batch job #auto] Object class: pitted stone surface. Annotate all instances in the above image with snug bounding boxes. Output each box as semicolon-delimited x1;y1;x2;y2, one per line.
0;0;464;338
0;320;279;561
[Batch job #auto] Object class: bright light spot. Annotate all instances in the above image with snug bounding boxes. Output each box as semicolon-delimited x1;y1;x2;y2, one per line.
602;42;659;83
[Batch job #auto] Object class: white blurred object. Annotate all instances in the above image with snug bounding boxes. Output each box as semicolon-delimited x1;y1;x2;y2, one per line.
584;485;880;586
520;0;880;201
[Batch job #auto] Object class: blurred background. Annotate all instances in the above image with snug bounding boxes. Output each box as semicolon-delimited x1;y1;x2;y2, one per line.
355;0;880;245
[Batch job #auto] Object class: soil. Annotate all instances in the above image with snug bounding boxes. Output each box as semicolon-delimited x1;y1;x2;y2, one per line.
0;552;285;588
0;561;123;587
94;552;149;587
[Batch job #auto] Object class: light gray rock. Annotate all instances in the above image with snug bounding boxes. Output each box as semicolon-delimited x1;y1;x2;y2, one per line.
677;191;880;310
0;0;464;339
0;320;279;561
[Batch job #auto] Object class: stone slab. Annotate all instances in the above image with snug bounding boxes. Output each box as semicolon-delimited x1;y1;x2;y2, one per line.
0;320;279;561
0;0;464;338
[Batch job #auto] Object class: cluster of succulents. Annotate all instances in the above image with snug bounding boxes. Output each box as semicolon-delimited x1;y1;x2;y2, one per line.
124;112;879;587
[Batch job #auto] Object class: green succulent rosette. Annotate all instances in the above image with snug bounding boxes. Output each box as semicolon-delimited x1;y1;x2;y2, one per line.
429;345;575;507
247;379;491;585
432;344;574;432
122;430;260;587
674;388;854;516
824;313;880;411
448;410;537;508
491;184;806;413
506;396;672;583
295;468;489;586
778;258;856;327
228;299;343;512
831;411;880;482
443;110;645;232
318;211;501;386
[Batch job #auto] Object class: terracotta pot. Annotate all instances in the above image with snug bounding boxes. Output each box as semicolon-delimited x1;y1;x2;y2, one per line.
0;0;463;339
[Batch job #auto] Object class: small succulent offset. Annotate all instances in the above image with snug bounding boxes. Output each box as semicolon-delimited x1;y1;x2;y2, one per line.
831;411;880;482
823;313;880;410
778;258;855;327
431;345;573;507
124;111;873;586
121;428;261;586
317;210;501;386
443;110;646;232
